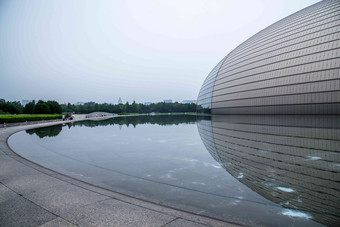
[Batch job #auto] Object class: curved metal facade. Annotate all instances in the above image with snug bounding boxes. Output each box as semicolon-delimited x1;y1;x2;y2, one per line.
197;0;340;114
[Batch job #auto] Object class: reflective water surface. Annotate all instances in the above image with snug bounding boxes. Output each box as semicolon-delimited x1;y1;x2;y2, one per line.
8;115;340;226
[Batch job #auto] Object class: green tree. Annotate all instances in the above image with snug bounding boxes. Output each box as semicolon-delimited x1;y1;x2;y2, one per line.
10;101;23;113
0;102;19;114
33;101;50;114
124;102;130;113
47;101;62;114
130;101;138;113
23;101;35;114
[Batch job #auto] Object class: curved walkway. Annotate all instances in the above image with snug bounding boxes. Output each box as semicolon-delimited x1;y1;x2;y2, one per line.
0;119;240;227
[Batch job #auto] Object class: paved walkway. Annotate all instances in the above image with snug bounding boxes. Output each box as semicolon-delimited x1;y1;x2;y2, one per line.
0;119;240;227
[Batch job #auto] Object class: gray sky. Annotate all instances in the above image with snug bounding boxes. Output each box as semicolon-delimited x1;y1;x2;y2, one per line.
0;0;320;104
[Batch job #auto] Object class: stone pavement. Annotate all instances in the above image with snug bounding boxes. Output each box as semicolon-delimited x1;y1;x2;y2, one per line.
0;120;241;227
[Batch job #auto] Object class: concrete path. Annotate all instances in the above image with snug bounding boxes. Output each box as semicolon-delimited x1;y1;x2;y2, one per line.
0;120;240;227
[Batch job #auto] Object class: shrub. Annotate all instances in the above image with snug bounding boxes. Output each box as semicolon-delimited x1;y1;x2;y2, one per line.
0;114;62;124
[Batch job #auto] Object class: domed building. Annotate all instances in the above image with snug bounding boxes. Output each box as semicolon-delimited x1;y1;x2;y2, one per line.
197;0;340;115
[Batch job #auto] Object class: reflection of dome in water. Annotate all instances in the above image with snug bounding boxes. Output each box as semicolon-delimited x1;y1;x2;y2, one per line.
197;115;340;226
197;0;340;115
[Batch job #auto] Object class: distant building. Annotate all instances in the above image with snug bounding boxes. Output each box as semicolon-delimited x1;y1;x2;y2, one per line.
21;100;33;106
182;100;196;104
144;102;152;105
118;97;123;104
163;99;172;103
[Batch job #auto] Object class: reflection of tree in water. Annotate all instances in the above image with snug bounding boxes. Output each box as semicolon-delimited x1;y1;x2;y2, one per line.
73;115;197;128
26;124;63;138
25;115;196;137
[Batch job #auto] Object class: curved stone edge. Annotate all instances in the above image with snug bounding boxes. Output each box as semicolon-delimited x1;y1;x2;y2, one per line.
0;119;241;227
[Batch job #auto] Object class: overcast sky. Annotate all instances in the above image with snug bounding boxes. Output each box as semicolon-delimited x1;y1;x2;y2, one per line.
0;0;320;104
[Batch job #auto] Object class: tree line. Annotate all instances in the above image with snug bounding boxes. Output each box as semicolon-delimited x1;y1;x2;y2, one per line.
61;101;196;114
0;100;62;114
1;99;196;114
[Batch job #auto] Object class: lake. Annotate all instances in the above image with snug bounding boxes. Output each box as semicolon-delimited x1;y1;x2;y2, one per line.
8;115;339;226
